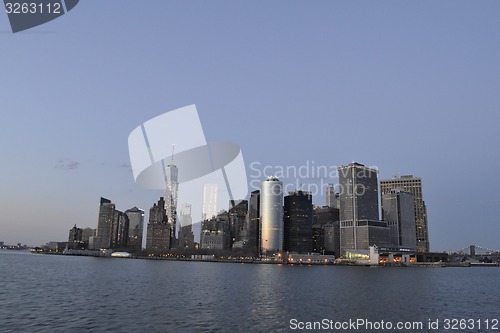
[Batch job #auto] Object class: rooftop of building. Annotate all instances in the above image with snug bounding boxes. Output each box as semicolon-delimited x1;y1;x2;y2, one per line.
286;190;312;196
384;188;413;195
337;162;378;173
381;175;422;181
125;206;144;213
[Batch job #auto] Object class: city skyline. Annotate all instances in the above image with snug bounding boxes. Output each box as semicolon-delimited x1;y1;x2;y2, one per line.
1;2;500;251
44;162;443;260
6;162;499;259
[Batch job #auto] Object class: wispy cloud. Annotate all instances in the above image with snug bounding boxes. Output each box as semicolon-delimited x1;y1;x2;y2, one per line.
118;163;132;172
55;159;80;170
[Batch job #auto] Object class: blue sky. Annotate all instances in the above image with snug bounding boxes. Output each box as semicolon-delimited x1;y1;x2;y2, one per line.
1;1;499;251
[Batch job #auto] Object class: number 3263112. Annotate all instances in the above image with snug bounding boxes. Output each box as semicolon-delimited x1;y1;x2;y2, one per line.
5;2;62;14
443;319;499;330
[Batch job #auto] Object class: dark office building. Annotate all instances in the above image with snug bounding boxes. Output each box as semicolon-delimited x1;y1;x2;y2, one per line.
111;211;129;249
68;225;85;249
146;197;171;253
312;206;340;256
200;210;230;250
283;190;314;254
246;190;260;254
315;206;340;225
228;199;248;247
323;223;340;256
125;206;144;251
312;224;324;253
178;225;195;249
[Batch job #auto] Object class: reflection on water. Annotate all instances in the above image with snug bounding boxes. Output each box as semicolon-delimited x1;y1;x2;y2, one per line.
0;251;498;332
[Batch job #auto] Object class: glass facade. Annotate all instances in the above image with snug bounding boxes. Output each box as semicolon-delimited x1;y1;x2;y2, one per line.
247;190;260;253
260;177;283;254
380;175;429;253
338;163;387;253
165;164;179;240
95;197;115;249
381;190;417;250
125;207;145;251
283;190;313;254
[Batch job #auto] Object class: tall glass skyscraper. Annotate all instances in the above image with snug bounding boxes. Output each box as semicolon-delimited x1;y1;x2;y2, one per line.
283;190;313;253
125;207;145;251
202;184;218;221
110;211;129;249
94;197;115;249
164;164;178;241
380;175;429;253
338;163;380;222
326;185;339;209
260;176;283;254
381;189;417;250
247;190;260;254
338;163;389;253
178;203;195;249
228;199;248;246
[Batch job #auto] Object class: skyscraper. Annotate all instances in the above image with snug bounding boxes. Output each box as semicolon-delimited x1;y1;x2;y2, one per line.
68;225;84;250
311;223;324;254
326;185;339;209
93;197;115;249
178;203;195;249
200;210;230;250
111;211;129;249
338;163;380;222
164;164;179;242
228;199;248;247
260;176;283;254
380;175;429;252
283;190;313;254
125;207;145;251
338;163;390;253
146;197;171;253
202;184;218;221
312;206;340;255
81;228;95;244
381;189;417;250
246;190;260;254
323;223;339;255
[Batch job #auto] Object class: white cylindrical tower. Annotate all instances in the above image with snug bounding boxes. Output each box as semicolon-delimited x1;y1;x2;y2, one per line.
260;176;283;254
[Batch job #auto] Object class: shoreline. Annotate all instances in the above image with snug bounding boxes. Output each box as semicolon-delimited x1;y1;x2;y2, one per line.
22;250;500;268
